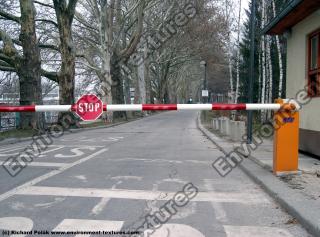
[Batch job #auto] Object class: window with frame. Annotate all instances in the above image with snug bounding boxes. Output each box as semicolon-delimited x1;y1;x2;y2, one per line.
308;30;320;97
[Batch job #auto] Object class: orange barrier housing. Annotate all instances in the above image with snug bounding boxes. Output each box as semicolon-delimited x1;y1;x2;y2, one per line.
273;99;300;175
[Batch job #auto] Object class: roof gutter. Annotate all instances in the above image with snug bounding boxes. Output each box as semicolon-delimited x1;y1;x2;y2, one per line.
262;0;303;35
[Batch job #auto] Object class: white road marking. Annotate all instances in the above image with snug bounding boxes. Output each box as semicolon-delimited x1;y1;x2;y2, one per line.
90;177;122;216
184;160;211;165
161;178;185;184
60;136;86;142
73;175;88;182
90;198;110;216
0;146;24;153
223;225;294;237
0;217;33;237
10;201;27;211
0;148;108;203
0;147;24;156
102;137;124;142
37;146;65;157
0;145;64;157
55;147;96;158
110;176;143;181
49;145;105;148
53;219;123;237
149;224;205;237
204;179;228;223
0;161;66;168
15;186;270;203
79;139;96;142
34;197;65;208
0;146;64;158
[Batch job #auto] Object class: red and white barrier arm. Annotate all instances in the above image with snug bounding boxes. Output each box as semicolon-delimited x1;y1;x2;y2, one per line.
0;103;287;112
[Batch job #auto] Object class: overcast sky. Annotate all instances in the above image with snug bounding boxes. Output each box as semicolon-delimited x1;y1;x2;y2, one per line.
241;0;250;22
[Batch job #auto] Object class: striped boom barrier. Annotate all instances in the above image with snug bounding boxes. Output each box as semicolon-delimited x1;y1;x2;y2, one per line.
0;103;293;113
0;98;300;176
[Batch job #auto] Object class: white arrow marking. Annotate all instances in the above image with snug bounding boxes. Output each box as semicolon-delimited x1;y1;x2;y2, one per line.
55;147;96;158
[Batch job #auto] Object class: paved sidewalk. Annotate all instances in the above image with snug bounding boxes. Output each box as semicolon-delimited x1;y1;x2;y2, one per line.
198;115;320;237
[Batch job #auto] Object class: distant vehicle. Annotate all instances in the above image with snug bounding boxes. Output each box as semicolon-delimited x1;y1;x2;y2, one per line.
187;98;193;104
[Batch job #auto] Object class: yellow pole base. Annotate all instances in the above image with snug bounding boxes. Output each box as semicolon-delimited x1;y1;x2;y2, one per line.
273;99;299;175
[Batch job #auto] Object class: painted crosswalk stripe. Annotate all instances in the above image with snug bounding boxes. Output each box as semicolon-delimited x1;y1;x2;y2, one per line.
15;186;270;204
53;219;123;237
204;179;228;222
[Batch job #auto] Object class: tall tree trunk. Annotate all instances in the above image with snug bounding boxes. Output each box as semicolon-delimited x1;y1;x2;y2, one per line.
99;2;113;122
225;0;234;102
111;53;126;119
144;45;152;104
266;36;273;119
53;0;77;123
272;0;284;98
235;0;242;104
260;0;267;123
18;0;44;130
138;61;146;104
100;56;113;122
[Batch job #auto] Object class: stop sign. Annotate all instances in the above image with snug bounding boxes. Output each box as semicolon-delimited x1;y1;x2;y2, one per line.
74;94;103;121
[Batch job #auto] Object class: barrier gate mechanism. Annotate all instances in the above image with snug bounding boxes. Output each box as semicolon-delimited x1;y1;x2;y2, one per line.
0;95;300;176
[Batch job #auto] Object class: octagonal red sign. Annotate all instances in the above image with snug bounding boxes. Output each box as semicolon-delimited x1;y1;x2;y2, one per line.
74;94;103;121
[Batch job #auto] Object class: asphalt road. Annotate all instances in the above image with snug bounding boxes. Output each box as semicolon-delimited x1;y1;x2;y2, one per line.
0;111;312;237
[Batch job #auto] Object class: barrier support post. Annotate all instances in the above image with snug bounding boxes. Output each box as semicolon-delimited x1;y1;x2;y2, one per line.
273;99;300;176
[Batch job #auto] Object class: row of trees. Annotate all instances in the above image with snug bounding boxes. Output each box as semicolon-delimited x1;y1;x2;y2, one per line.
0;0;231;130
228;0;289;121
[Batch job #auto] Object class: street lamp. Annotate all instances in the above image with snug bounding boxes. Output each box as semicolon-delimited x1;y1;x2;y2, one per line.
200;61;208;103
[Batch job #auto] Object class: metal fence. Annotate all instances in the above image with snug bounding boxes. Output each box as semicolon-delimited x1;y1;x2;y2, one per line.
0;117;16;132
0;113;59;132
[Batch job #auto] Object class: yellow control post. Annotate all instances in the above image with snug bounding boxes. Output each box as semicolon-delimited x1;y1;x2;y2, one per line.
273;99;299;176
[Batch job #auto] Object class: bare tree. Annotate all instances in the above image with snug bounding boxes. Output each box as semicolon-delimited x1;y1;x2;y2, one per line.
0;0;55;129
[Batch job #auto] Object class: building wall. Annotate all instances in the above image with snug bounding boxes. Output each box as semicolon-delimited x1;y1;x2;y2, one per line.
286;9;320;156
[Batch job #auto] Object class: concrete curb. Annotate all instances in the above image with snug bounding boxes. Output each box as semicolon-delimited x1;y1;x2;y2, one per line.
197;113;320;237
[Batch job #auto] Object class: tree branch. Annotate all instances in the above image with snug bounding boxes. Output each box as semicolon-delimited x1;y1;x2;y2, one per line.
11;38;59;51
34;0;54;9
0;65;15;72
74;11;98;33
0;9;21;23
35;19;59;28
41;69;58;82
38;43;60;51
